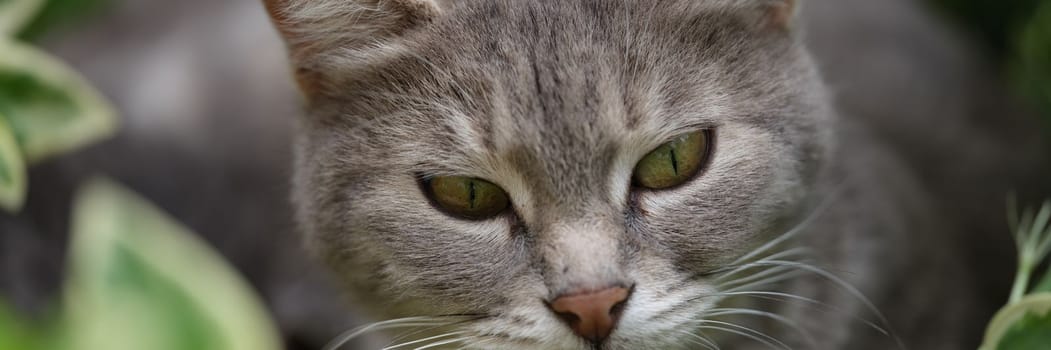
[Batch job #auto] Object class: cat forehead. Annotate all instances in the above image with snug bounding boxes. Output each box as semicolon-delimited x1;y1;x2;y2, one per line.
320;0;805;131
306;0;820;180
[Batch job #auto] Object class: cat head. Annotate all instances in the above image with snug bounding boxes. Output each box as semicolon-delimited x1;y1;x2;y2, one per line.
266;0;832;348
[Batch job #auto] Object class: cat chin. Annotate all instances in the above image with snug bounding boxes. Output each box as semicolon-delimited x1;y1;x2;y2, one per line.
454;329;702;350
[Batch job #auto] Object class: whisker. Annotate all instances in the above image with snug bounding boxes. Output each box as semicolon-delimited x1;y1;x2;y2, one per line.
724;258;856;280
702;307;817;348
713;248;813;281
728;194;837;267
721;270;807;294
717;255;904;349
675;329;720;350
738;260;899;346
413;336;474;350
692;319;791;350
705;291;890;337
386;318;483;346
323;316;480;350
717;266;806;291
695;325;789;350
326;322;448;350
382;331;468;350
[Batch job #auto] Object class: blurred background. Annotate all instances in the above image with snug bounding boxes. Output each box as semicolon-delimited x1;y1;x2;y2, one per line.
2;0;362;349
0;0;1049;349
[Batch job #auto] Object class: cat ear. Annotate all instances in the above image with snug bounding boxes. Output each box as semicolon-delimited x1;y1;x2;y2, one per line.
263;0;442;53
262;0;444;92
758;0;797;30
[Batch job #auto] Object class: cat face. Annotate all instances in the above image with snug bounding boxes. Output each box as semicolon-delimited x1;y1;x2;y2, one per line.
267;0;831;348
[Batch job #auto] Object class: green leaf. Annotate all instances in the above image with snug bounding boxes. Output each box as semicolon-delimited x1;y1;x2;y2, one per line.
1034;268;1051;294
0;300;60;350
65;178;281;350
18;0;112;41
0;113;26;212
997;306;1051;350
0;38;116;163
981;293;1051;350
0;301;32;350
0;0;44;36
1013;2;1051;121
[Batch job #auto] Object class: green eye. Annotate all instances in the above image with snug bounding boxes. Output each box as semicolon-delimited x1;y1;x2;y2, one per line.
633;131;712;190
426;176;510;219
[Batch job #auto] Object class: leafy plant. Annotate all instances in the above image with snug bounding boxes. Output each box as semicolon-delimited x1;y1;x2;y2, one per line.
980;200;1051;350
16;0;111;40
61;179;283;350
927;0;1042;57
0;0;44;36
0;114;25;211
0;0;116;212
1;2;282;350
0;179;283;350
1011;2;1051;122
931;0;1051;130
0;300;37;350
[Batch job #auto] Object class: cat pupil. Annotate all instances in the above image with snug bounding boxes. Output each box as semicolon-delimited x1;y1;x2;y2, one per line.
669;148;679;175
468;180;476;209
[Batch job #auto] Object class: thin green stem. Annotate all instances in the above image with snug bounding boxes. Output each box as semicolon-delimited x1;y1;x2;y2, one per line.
1009;253;1033;304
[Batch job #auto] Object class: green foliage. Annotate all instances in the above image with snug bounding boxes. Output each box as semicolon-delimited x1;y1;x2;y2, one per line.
0;114;26;211
927;0;1042;57
62;179;282;350
997;307;1051;350
1006;200;1051;303
984;293;1051;350
928;0;1051;131
981;201;1051;350
0;0;116;212
0;301;34;350
1034;267;1051;294
1012;2;1051;122
0;6;280;350
0;180;283;350
18;0;110;40
0;0;43;36
0;39;117;164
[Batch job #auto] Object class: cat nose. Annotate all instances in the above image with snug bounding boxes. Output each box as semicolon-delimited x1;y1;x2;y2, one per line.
548;286;632;344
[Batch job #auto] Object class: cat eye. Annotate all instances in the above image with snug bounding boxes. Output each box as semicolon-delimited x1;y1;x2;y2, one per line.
425;176;510;220
633;131;712;190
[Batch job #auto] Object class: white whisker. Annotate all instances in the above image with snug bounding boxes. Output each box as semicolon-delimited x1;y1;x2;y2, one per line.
675;329;720;350
323;316;474;350
692;319;791;350
714;248;812;281
414;336;473;350
709;290;890;337
739;259;897;345
728;194;837;267
717;266;806;291
382;331;468;350
703;307;817;348
695;325;789;350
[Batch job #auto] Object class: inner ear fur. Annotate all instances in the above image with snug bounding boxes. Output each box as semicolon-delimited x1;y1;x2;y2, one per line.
262;0;443;94
263;0;442;46
763;0;797;30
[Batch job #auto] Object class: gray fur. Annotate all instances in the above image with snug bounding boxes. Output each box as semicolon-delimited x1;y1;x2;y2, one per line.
2;0;1043;349
264;0;1049;349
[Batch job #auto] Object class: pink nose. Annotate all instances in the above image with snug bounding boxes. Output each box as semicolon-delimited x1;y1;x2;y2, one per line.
548;286;631;343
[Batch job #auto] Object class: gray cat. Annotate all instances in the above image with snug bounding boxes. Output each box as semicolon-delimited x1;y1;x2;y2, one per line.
4;0;1045;350
260;0;1049;349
